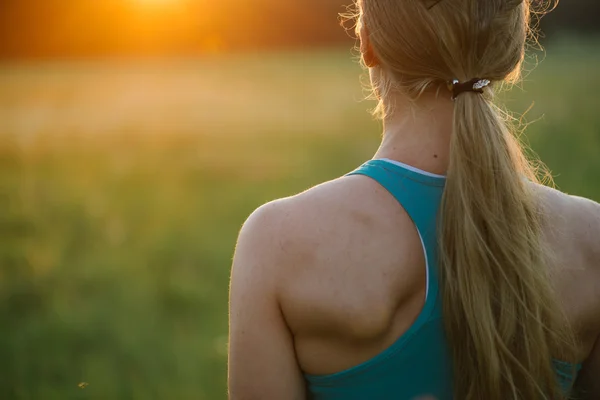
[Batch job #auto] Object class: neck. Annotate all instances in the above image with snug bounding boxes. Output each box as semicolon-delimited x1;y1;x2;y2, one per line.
373;90;454;176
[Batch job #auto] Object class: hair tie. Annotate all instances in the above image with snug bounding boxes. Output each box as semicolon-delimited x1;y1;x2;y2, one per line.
448;78;491;100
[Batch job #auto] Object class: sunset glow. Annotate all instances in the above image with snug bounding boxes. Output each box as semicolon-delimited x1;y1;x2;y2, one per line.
130;0;179;5
0;0;349;58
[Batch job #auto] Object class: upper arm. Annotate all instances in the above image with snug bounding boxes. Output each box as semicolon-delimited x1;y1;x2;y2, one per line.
572;196;600;399
228;202;306;400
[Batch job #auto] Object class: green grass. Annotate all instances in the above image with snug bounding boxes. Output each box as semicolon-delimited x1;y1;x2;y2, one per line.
0;39;599;399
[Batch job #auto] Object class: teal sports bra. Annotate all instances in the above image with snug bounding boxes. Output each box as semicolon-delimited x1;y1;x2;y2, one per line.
304;159;582;400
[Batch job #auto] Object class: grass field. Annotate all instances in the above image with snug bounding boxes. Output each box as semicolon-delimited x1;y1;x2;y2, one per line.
1;38;599;399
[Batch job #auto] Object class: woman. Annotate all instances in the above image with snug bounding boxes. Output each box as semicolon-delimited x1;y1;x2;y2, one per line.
228;0;600;399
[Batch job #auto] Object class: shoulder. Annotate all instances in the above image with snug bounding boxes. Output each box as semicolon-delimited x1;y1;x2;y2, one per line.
233;172;413;285
235;175;379;259
532;183;600;262
532;184;600;323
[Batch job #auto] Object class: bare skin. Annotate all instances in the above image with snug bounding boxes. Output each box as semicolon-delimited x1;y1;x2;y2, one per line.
227;90;600;399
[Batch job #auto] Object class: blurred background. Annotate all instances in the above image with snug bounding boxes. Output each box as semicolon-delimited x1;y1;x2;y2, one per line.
0;0;599;399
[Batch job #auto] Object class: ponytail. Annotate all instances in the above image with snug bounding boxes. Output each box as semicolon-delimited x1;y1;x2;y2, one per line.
438;90;576;399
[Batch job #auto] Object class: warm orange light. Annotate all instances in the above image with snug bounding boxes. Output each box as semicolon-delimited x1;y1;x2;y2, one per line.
130;0;179;5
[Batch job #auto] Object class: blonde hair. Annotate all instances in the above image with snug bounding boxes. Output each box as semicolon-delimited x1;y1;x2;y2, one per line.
353;0;577;398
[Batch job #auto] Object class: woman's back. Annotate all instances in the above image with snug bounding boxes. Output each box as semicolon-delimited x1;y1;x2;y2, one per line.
228;155;600;399
273;159;599;398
